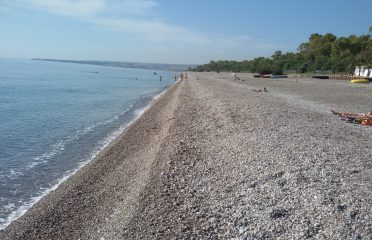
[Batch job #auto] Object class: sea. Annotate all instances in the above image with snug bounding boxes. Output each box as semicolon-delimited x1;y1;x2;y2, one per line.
0;58;177;229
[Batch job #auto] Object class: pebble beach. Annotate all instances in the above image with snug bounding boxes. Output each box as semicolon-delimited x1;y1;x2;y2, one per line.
1;72;371;239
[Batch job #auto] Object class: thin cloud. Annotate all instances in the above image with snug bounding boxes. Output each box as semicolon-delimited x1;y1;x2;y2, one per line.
112;0;157;12
2;0;158;17
2;0;281;61
3;0;254;48
93;17;211;45
5;0;105;17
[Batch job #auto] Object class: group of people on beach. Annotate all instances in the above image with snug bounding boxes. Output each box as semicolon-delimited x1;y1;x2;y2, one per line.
233;73;268;92
153;72;187;82
234;74;241;81
181;72;187;80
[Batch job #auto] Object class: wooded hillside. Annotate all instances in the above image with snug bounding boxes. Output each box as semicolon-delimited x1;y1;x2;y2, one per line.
194;27;372;74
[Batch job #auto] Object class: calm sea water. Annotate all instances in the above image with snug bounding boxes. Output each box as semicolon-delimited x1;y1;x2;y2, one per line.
0;58;175;229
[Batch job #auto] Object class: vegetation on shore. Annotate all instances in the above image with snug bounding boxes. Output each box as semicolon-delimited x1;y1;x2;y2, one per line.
194;27;372;74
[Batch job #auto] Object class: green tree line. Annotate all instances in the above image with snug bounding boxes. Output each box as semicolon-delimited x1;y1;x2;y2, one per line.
194;27;372;74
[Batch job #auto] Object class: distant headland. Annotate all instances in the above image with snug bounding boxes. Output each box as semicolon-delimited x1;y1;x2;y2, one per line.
32;58;195;72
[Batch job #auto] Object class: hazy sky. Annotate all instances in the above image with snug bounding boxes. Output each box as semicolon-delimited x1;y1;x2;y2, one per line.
0;0;371;64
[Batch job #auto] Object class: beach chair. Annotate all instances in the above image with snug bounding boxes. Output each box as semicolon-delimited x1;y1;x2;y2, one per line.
362;69;369;77
360;66;367;77
354;66;360;76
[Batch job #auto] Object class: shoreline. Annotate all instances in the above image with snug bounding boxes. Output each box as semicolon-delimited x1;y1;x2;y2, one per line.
0;82;177;232
1;73;371;239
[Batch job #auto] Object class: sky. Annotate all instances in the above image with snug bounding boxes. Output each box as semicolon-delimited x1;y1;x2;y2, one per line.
0;0;371;64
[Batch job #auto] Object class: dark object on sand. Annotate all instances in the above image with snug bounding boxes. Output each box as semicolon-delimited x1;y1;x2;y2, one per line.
312;76;329;79
251;87;268;93
271;75;288;79
253;74;261;78
261;74;271;78
270;209;288;219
